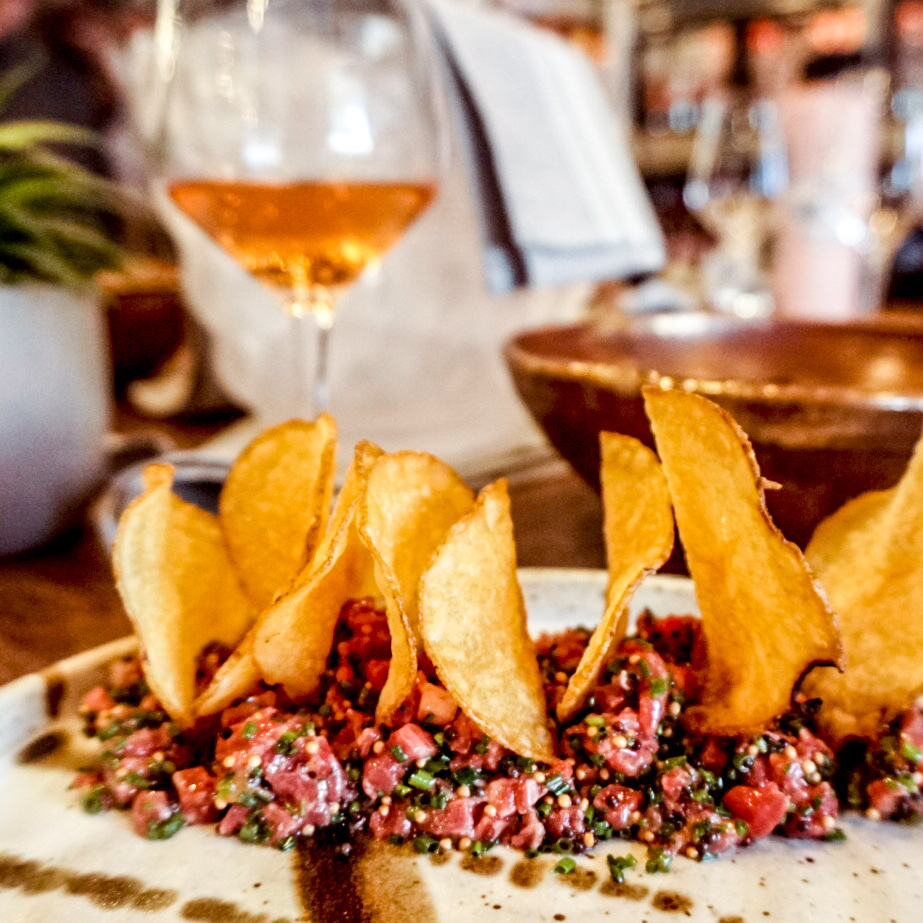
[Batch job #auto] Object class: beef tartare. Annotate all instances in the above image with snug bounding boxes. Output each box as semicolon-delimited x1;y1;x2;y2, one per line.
76;600;916;873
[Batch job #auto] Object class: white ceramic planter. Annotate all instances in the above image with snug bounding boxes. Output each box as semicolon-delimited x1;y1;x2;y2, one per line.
0;285;112;554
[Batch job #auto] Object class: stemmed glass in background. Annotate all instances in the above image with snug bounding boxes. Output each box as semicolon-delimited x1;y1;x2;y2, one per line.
686;35;923;321
683;83;788;319
867;64;923;310
149;0;443;416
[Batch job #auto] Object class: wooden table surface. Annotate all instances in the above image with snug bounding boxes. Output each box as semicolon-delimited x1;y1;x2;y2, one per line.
0;414;605;687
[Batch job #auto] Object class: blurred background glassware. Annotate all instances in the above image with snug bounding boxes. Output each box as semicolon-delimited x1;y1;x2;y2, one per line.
148;0;443;417
772;51;923;320
872;47;923;309
682;80;787;319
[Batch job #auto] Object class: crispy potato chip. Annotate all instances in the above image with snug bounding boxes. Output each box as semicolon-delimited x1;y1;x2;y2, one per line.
643;388;843;735
219;415;337;609
113;464;255;726
419;479;555;762
802;489;891;585
194;628;261;717
253;441;383;698
359;452;475;723
804;435;923;743
557;433;674;721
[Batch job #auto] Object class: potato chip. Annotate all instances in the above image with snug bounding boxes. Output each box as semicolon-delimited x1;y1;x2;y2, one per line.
359;451;475;723
643;388;843;735
557;433;674;721
219;415;337;610
253;441;383;698
113;464;255;726
802;489;890;585
194;628;261;717
419;479;556;762
804;435;923;743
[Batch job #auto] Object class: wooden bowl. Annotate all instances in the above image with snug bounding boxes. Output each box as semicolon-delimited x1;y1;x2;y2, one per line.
505;311;923;549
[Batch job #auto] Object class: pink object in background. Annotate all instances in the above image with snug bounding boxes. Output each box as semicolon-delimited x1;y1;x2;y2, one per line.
772;71;885;318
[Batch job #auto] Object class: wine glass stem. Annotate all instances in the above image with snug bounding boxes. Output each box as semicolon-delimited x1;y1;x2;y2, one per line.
290;285;337;418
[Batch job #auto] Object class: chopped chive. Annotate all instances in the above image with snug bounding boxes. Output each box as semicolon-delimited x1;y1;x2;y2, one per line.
146;813;184;841
606;853;636;883
645;848;672;874
240;721;257;740
413;835;439;854
544;774;570;796
452;767;481;787
80;783;107;815
407;769;435;791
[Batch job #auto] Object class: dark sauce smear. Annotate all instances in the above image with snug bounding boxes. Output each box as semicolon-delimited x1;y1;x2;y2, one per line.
0;852;176;912
652;889;694;914
16;730;67;765
180;897;292;923
43;671;66;719
297;830;370;923
459;854;503;876
559;868;598;892
296;829;437;923
509;859;548;889
599;880;649;901
0;851;293;920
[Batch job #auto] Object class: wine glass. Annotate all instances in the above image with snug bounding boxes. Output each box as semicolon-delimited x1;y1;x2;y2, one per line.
865;76;923;310
149;0;442;416
683;86;788;319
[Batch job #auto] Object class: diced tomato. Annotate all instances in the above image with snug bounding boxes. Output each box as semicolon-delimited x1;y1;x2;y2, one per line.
723;783;790;839
389;724;437;761
417;682;458;726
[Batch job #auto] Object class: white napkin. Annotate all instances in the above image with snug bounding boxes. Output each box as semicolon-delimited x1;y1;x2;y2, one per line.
426;0;666;293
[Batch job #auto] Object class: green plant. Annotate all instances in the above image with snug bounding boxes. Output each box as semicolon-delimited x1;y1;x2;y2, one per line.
0;66;131;288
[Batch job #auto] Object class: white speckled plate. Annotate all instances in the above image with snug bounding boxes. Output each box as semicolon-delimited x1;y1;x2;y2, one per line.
1;570;921;922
